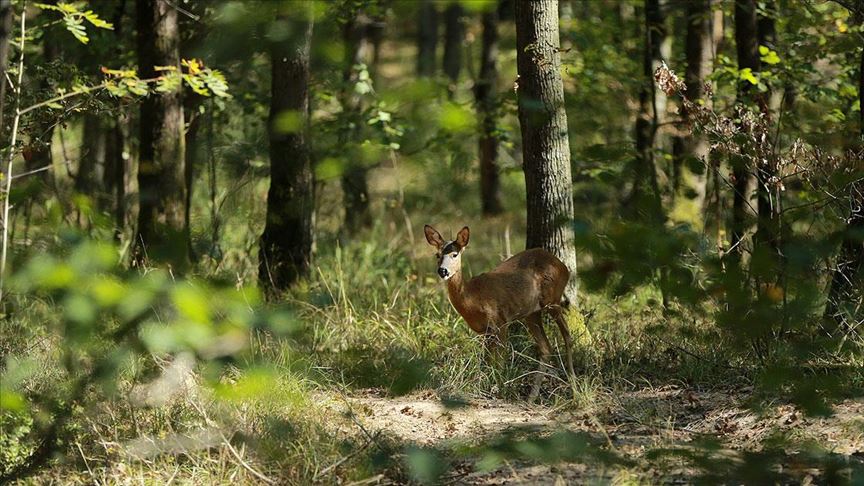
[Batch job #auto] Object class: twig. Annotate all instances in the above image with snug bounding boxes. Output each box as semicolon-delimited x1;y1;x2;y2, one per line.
218;431;276;485
75;442;99;485
313;431;379;482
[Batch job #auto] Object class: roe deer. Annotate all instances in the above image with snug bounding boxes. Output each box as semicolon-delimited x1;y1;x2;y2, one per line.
424;225;575;398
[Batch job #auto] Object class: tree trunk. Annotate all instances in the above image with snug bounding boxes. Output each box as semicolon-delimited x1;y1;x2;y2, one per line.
475;5;503;216
443;2;464;96
674;0;715;219
258;12;314;294
0;0;12;136
76;115;105;199
823;41;864;331
104;0;128;238
729;0;760;265
752;1;782;276
340;13;374;233
416;0;438;78
184;93;202;262
515;0;578;305
102;118;125;236
625;0;667;222
134;0;188;271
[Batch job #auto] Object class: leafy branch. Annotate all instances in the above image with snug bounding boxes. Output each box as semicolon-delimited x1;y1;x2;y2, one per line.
34;1;113;44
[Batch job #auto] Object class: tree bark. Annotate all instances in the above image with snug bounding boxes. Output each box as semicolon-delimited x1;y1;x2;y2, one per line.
340;12;374;234
258;11;314;294
76;115;105;198
752;1;782;274
625;0;667;222
729;0;760;265
184;93;202;261
134;0;188;271
443;2;464;96
106;0;128;239
515;0;578;305
416;0;438;78
823;39;864;331
475;5;503;216
674;0;715;218
102;117;125;236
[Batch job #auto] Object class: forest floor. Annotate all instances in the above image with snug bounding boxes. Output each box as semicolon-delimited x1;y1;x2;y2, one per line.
323;387;864;484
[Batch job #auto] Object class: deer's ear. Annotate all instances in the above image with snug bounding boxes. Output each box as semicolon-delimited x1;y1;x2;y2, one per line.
424;225;445;248
456;226;470;248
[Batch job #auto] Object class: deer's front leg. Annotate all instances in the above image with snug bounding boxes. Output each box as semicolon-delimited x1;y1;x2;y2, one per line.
483;322;509;364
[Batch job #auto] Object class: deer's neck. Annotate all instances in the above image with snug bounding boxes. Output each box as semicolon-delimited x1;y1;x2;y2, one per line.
445;271;487;334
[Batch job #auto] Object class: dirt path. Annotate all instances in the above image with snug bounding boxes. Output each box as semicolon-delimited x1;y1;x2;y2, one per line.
324;388;864;484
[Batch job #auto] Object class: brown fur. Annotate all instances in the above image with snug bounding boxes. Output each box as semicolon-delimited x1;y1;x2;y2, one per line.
445;248;569;334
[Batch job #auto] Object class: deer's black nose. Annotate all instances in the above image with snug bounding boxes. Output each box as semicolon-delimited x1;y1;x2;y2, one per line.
438;268;449;278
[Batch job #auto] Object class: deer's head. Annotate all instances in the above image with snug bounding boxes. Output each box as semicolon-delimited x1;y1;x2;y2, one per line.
424;225;469;280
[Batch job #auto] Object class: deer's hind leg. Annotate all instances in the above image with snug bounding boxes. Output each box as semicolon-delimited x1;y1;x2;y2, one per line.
524;311;553;400
549;305;576;378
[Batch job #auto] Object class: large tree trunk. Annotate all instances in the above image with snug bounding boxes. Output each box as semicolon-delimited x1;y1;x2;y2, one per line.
442;2;464;97
134;0;188;271
515;0;578;305
0;0;12;136
823;39;864;331
416;0;438;78
475;5;503;216
340;13;374;234
625;0;667;222
258;12;314;294
729;0;761;265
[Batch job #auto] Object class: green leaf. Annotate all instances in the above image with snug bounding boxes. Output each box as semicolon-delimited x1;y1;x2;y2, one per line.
760;48;781;65
739;68;759;85
439;102;475;133
172;285;211;323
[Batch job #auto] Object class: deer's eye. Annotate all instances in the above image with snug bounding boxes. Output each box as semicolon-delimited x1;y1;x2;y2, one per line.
451;252;458;258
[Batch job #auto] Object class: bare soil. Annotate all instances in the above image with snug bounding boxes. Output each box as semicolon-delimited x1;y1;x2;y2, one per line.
324;387;864;484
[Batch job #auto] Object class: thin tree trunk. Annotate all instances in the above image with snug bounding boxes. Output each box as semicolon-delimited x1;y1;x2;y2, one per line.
443;2;464;96
475;5;503;216
258;11;314;294
0;0;12;136
729;0;760;265
102;117;125;236
625;0;667;222
752;1;782;273
76;115;105;212
515;0;578;305
340;13;374;233
417;0;438;77
184;94;202;262
674;0;715;218
104;0;127;238
823;41;864;331
134;0;188;271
